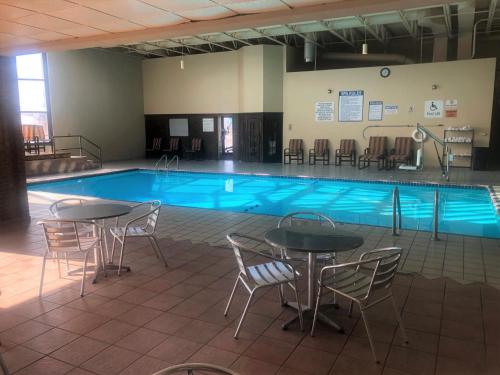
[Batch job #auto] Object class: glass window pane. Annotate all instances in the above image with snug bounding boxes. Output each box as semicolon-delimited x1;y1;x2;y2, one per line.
20;113;49;140
18;80;47;112
16;53;44;79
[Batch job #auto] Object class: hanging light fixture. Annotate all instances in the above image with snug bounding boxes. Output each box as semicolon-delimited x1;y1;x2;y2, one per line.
362;20;368;55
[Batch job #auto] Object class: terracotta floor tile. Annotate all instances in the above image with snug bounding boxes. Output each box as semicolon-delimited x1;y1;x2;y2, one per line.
401;312;440;335
115;305;163;326
92;299;136;318
34;306;84;327
230;355;280;375
59;311;110;335
42;288;82;305
0;320;52;344
341;337;390;364
392;329;438;355
11;300;60;319
189;345;239;368
2;345;44;373
440;319;484;343
86;319;137;344
435;355;488;375
386;346;436;375
174;319;223;344
351;319;397;344
244;336;296;366
144;312;193;335
162;282;203;298
231;312;275;335
65;368;95;375
24;327;79;354
382;367;413;375
284;346;337;375
66;294;110;312
277;367;311;375
118;288;158;305
14;356;73;375
81;345;141;375
0;312;28;332
115;328;168;354
438;336;485;365
119;355;172;375
208;327;258;354
147;336;202;363
51;336;109;366
92;283;134;299
141;293;184;311
330;353;383;375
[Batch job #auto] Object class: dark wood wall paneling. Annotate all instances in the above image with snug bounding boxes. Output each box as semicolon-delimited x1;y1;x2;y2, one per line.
145;113;283;163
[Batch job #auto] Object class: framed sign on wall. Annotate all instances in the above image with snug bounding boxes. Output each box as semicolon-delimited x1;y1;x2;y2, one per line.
339;90;364;122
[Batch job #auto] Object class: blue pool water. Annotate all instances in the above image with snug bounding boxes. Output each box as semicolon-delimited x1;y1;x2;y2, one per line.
29;170;500;238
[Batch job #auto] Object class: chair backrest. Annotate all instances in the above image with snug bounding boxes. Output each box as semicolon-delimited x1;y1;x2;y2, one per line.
394;137;412;156
39;220;83;253
192;137;202;151
339;139;355;154
368;136;387;155
363;247;402;296
278;211;335;229
153;363;239;375
226;233;251;278
289;139;303;153
314;139;329;154
152;137;162;150
49;198;88;217
170;137;180;151
145;200;161;233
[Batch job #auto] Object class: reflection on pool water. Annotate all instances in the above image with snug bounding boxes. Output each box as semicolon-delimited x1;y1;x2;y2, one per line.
28;170;500;239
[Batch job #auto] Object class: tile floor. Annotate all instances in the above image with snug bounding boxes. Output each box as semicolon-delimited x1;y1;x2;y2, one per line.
0;160;498;374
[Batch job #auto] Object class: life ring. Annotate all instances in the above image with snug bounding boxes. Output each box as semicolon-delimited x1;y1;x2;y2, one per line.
412;129;427;143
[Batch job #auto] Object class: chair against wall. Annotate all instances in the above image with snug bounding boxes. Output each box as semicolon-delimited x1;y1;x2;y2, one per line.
358;136;387;170
146;137;162;158
224;233;303;338
163;137;180;157
309;139;330;165
311;247;408;363
284;139;304;164
335;139;356;166
185;137;202;160
386;137;413;169
38;219;103;297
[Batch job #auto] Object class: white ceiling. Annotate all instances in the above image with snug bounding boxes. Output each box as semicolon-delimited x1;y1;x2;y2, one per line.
0;0;498;55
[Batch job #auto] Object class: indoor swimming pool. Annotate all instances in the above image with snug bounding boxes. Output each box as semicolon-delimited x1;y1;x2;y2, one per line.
29;169;500;238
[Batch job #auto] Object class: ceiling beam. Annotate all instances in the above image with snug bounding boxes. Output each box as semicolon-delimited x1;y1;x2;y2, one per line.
356;16;386;44
250;28;287;46
284;24;322;47
442;4;453;37
486;0;498;33
119;45;165;57
319;20;356;47
142;42;183;55
0;0;448;55
168;39;210;53
398;10;417;39
194;36;235;51
220;32;253;46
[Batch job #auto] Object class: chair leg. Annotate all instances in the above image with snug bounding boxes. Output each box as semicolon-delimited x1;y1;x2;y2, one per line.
110;234;117;264
81;252;89;297
56;253;62;278
310;284;323;337
361;308;379;363
278;284;286;306
234;291;255;339
39;255;47;296
150;236;168;268
390;295;409;344
117;237;126;276
291;283;304;331
98;232;107;277
65;252;70;272
224;277;240;316
348;301;354;317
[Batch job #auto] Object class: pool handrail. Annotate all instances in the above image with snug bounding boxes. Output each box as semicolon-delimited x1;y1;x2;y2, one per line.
392;186;402;236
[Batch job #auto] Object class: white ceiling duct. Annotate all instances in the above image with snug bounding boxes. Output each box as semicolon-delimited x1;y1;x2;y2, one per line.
304;33;316;62
322;52;415;64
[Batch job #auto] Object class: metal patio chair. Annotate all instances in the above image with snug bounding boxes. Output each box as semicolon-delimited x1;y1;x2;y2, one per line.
38;219;104;297
109;200;167;276
311;247;408;363
224;233;304;338
278;212;336;263
153;363;239;375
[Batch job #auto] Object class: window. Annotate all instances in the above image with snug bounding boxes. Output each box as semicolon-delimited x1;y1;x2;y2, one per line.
16;53;51;141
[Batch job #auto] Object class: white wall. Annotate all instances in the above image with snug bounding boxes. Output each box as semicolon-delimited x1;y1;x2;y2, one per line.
47;49;145;161
283;58;496;167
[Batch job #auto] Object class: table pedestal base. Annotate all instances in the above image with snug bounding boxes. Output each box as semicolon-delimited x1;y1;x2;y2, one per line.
281;302;344;333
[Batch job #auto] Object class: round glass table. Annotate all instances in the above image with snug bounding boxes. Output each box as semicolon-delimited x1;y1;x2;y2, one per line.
265;225;364;331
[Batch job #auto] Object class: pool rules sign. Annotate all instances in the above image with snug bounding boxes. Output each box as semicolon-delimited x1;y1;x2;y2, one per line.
315;102;334;121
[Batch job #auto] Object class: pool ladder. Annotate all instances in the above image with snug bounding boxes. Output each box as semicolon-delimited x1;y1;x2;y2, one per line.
391;186;440;240
155;154;179;172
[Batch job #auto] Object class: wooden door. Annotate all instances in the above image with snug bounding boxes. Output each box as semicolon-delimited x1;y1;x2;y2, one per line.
237;114;262;162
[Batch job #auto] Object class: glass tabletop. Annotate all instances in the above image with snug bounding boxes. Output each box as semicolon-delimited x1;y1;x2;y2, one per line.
55;203;132;221
264;226;364;253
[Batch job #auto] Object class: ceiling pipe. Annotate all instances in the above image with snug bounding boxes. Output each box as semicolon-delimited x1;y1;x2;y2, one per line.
321;52;415;64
